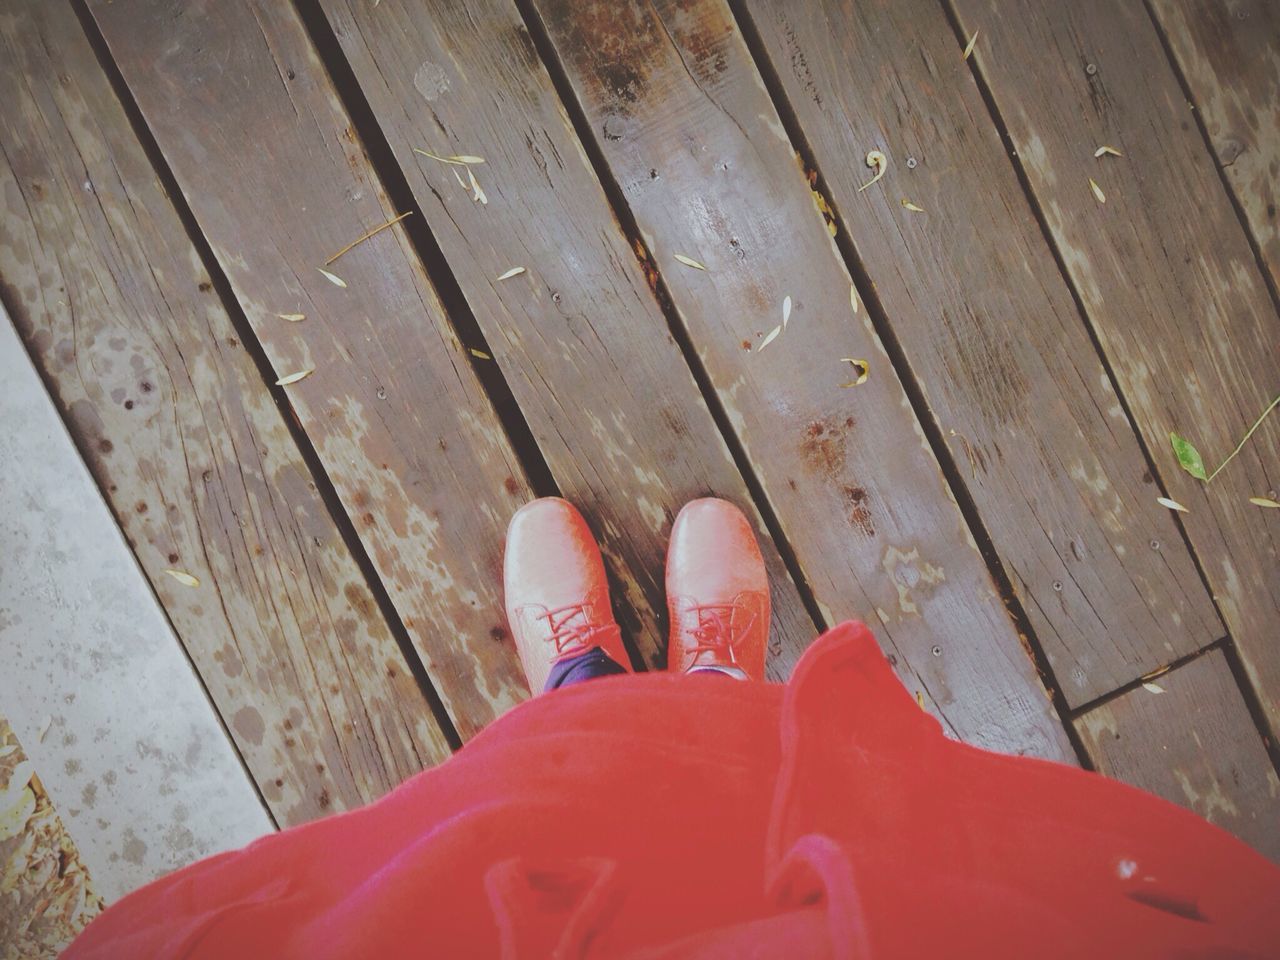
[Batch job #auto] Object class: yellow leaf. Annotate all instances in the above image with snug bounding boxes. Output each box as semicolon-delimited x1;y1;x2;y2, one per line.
839;358;869;386
163;568;201;587
858;150;887;192
962;29;979;60
318;267;348;288
901;198;925;213
1089;178;1106;204
467;167;488;205
1248;496;1280;508
757;324;782;352
275;368;314;386
1094;145;1123;158
1156;496;1188;513
275;313;306;322
413;148;484;166
469;348;491;360
673;253;706;271
495;266;526;281
451;167;468;190
916;690;925;709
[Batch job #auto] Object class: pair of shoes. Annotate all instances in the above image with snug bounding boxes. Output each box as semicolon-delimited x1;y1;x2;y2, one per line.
504;497;770;693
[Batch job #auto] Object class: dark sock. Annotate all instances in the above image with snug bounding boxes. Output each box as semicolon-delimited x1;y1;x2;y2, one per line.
543;646;627;692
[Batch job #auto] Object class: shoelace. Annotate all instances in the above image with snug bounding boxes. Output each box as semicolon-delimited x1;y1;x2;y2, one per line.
540;602;614;657
687;602;755;663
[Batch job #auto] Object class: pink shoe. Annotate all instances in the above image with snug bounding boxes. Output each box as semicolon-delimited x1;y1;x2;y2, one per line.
665;498;769;681
504;498;632;694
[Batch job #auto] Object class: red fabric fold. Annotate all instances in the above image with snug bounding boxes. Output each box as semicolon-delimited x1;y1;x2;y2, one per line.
67;621;1280;958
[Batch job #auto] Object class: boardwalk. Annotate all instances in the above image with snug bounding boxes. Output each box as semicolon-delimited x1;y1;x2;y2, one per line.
1;0;1277;911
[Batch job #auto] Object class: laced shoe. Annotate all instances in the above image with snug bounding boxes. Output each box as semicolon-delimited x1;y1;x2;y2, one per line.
665;498;769;681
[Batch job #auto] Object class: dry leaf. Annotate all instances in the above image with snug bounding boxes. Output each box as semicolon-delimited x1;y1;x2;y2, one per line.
163;568;200;587
839;358;869;386
413;147;483;166
782;295;792;328
1089;178;1106;204
757;324;782;352
495;266;526;281
1094;145;1123;158
850;285;859;315
276;313;306;322
467;167;488;205
962;29;979;60
916;690;925;709
901;198;925;213
858;150;887;192
451;167;468;190
673;253;707;271
1248;496;1280;508
469;348;491;360
1141;682;1165;695
37;715;52;743
1156;496;1188;513
318;267;348;288
276;369;314;386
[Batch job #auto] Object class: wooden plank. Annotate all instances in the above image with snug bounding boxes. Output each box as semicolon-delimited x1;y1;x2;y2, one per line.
0;306;273;898
740;0;1223;706
1076;650;1280;862
85;0;536;739
532;0;1073;759
0;0;451;824
949;0;1280;732
1148;0;1280;295
316;0;814;677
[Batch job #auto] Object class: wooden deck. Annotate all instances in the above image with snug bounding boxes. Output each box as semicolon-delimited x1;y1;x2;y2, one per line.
1;0;1277;874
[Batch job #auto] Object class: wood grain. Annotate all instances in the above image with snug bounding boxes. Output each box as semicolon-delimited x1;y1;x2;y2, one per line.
0;0;450;824
1148;0;1280;295
741;0;1222;706
315;0;816;678
1076;650;1280;862
532;0;1074;759
85;0;538;740
949;0;1280;732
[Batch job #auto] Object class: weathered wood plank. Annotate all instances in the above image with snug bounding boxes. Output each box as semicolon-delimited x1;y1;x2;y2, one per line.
532;0;1073;759
0;0;451;824
1149;0;1280;296
316;0;814;678
85;0;535;739
0;306;272;899
741;0;1222;706
1076;650;1280;862
950;0;1280;731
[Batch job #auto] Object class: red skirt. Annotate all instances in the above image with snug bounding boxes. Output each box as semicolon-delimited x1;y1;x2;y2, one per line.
67;622;1280;958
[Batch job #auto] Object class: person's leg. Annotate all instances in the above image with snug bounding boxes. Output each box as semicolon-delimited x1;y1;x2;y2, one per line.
543;646;628;691
666;499;769;682
503;498;633;695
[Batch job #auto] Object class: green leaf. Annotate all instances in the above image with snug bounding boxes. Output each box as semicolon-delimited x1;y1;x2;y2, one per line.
1170;432;1207;481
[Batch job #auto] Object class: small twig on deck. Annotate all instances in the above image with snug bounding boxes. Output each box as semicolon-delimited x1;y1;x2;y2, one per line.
324;211;414;265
